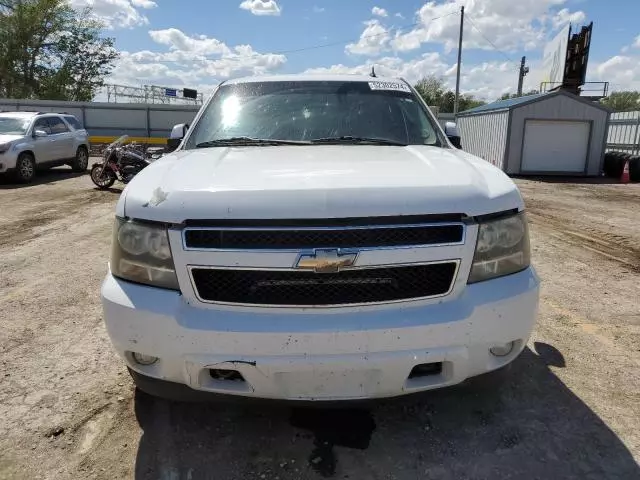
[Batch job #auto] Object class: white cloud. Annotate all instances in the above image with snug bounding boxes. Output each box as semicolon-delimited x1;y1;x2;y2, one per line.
592;55;640;92
107;29;287;90
620;34;640;53
389;0;584;54
304;54;534;101
313;6;325;13
551;8;586;29
395;13;405;19
68;0;151;28
372;7;388;18
131;0;157;8
149;28;232;56
97;0;599;104
239;0;281;16
345;20;390;56
459;61;530;99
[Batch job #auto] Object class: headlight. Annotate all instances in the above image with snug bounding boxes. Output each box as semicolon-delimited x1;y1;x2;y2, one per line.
110;218;179;290
468;212;530;283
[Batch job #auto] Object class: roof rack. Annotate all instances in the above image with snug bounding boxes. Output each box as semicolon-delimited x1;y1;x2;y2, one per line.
0;110;40;114
31;111;73;116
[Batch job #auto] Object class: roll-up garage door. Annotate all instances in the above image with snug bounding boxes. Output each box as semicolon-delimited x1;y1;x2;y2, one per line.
521;120;590;173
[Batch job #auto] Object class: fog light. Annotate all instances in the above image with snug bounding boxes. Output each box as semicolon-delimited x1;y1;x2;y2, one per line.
489;341;515;357
210;369;244;382
132;352;158;365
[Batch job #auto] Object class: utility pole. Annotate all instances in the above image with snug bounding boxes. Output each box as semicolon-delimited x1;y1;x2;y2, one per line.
454;5;464;116
517;56;529;97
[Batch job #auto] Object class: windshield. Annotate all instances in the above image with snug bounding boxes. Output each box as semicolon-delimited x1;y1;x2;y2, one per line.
110;135;129;148
0;116;30;135
184;81;444;149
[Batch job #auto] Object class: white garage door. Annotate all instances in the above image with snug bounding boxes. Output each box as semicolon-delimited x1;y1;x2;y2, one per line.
521;120;590;173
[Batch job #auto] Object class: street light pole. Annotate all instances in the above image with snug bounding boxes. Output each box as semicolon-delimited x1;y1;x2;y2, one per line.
517;56;529;96
454;6;464;116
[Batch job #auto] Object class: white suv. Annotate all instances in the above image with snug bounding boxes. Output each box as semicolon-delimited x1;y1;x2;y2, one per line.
101;75;540;402
0;111;90;182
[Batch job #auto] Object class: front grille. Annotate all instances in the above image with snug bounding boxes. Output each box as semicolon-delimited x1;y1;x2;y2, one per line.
190;262;458;306
184;224;463;250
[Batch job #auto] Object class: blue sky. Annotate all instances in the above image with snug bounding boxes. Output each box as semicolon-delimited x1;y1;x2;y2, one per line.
74;0;640;100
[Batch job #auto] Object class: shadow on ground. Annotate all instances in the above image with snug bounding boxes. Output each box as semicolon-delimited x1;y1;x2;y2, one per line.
512;175;625;185
92;186;124;194
133;344;639;479
0;167;85;189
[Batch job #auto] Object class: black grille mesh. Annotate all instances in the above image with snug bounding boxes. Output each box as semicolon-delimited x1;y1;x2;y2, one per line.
185;225;463;250
191;262;457;306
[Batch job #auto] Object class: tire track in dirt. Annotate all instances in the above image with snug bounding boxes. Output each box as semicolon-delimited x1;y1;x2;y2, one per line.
0;188;118;248
526;200;640;272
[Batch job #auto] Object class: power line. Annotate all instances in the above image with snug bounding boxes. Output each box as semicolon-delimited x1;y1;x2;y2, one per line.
465;14;520;69
145;10;460;65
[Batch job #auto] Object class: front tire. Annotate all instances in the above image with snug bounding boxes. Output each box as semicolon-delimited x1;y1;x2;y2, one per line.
14;153;36;183
71;146;89;172
90;164;116;189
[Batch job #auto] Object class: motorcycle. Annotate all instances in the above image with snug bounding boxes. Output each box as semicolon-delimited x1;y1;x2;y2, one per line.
90;135;153;189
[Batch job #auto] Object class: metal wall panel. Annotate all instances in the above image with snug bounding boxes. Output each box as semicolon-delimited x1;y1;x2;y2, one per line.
149;108;197;131
456;110;509;170
85;107;147;129
607;111;640;154
508;95;609;175
0;98;200;139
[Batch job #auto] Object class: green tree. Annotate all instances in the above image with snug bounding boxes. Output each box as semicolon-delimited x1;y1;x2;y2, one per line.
0;0;118;101
601;91;640;112
458;95;485;112
414;75;486;113
414;75;446;107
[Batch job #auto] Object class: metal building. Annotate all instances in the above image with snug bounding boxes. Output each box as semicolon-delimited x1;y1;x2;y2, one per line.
456;90;611;175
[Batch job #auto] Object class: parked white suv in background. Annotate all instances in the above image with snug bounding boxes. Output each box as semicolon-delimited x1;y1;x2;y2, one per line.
101;74;540;402
0;111;90;182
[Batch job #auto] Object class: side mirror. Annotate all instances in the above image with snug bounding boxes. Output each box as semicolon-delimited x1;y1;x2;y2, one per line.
444;122;462;149
34;129;48;138
166;123;189;152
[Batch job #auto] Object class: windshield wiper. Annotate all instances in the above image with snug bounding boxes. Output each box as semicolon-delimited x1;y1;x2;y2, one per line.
195;137;310;148
310;136;407;146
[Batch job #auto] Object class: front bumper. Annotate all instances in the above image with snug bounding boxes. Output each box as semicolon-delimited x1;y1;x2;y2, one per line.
101;267;539;401
0;151;18;173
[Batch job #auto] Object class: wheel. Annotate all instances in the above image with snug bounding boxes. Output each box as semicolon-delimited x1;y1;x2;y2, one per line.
629;156;640;182
14;152;36;183
71;146;89;172
90;164;116;189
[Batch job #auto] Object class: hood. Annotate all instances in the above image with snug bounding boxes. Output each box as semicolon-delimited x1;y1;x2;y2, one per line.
120;145;524;223
0;134;23;144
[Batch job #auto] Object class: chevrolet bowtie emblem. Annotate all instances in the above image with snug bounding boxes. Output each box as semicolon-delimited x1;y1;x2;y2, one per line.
295;249;359;274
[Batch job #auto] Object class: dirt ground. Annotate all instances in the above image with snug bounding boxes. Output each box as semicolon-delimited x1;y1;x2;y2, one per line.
0;168;639;480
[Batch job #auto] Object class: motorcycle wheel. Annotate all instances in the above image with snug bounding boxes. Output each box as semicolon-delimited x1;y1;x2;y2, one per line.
91;164;117;189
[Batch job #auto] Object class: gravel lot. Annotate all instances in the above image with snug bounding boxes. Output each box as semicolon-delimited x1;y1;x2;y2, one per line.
0;168;639;480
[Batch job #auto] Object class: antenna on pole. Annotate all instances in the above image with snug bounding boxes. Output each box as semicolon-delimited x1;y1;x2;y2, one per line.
454;6;464;116
370;66;377;78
